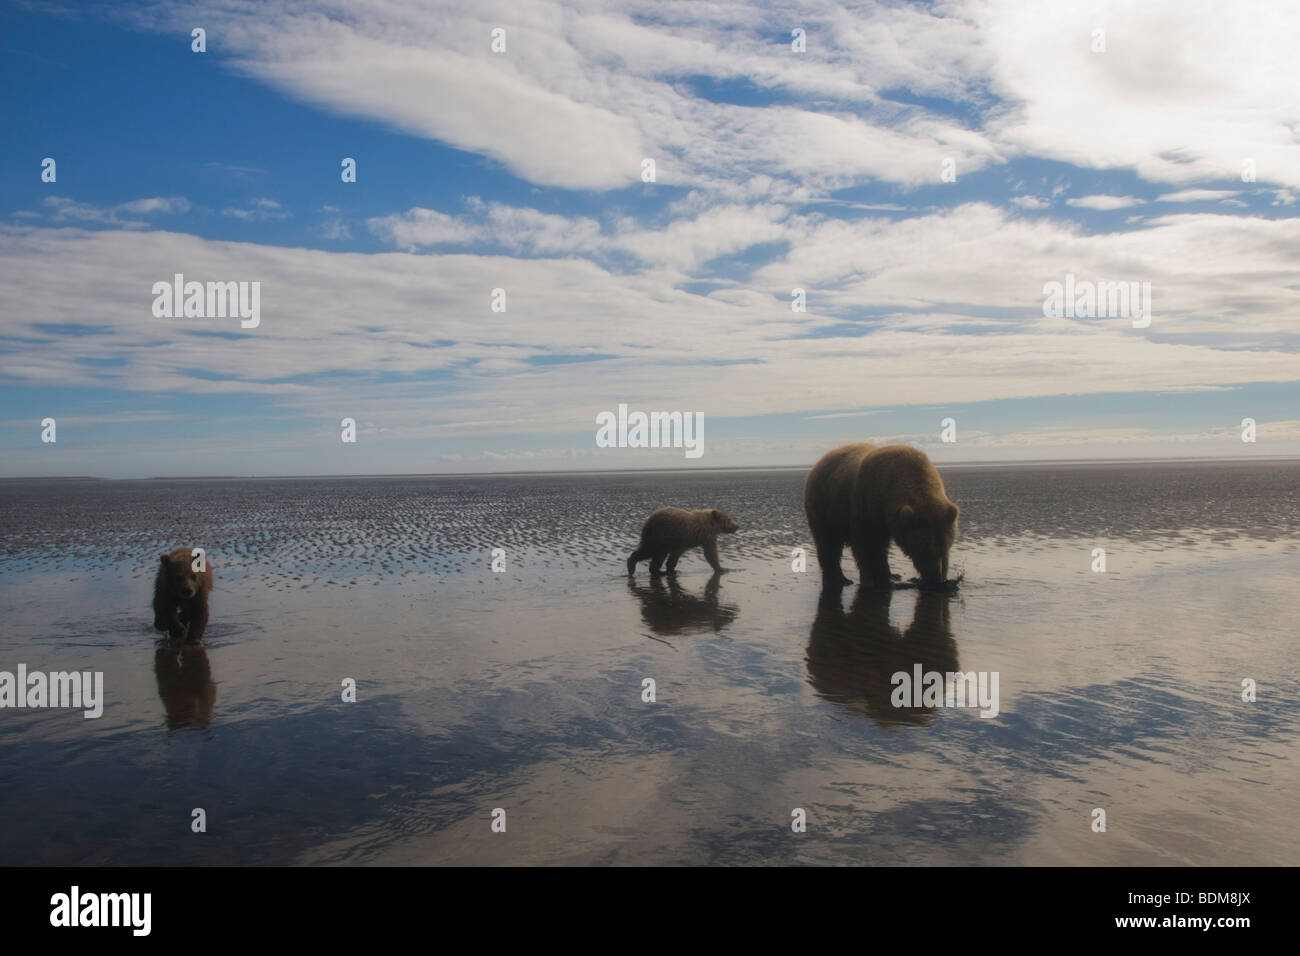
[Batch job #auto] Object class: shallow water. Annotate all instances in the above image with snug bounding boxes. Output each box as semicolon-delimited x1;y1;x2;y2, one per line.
0;461;1297;865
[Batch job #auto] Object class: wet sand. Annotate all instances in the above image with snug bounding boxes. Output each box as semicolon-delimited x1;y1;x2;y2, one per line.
0;462;1297;865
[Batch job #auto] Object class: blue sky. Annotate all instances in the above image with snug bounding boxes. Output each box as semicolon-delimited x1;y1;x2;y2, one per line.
1;0;1297;477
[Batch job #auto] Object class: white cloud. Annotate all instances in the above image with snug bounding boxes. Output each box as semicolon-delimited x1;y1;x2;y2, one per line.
133;0;999;193
609;204;791;271
27;195;191;228
222;198;290;221
1065;195;1146;211
3;202;1298;438
368;208;479;249
319;217;352;240
129;0;1300;197
754;202;1300;337
218;15;645;190
368;201;603;254
1155;189;1242;203
1010;196;1050;210
469;199;602;254
975;0;1300;189
115;197;192;215
369;199;786;270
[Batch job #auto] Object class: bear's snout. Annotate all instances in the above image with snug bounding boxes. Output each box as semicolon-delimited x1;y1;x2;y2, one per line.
912;556;944;588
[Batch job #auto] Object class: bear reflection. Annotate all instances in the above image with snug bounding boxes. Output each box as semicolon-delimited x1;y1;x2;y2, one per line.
628;572;739;636
806;586;958;727
154;644;217;731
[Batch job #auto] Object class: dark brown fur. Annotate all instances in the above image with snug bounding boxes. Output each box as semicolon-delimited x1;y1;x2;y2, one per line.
627;507;738;576
152;547;213;643
805;444;958;588
804;443;875;586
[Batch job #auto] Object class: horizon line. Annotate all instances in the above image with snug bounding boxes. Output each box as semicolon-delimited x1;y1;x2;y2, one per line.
3;453;1298;482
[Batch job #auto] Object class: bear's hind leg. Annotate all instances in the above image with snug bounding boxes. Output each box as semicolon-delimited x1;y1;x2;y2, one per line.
666;550;685;572
649;551;667;575
813;527;852;586
627;546;650;575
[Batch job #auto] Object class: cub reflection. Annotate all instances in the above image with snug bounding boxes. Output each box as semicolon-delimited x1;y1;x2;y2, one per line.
627;572;739;636
806;586;958;727
153;644;217;731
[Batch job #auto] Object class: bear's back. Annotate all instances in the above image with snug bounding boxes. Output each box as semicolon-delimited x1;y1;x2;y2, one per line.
642;507;710;546
857;445;952;514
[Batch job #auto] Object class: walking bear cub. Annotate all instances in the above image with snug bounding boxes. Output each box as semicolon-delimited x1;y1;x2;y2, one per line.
627;507;738;576
152;547;213;643
805;443;958;589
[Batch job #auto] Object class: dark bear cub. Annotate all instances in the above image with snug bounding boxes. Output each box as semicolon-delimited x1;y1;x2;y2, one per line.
152;547;213;643
627;507;738;576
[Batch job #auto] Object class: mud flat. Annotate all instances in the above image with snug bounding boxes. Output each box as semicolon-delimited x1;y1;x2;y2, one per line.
0;461;1297;865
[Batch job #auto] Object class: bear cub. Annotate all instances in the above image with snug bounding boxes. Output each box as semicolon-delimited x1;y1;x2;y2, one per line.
627;507;738;576
152;547;213;643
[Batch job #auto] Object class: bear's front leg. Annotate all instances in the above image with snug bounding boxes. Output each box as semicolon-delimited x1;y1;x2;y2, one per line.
702;539;726;574
184;597;209;643
850;534;893;589
167;606;188;641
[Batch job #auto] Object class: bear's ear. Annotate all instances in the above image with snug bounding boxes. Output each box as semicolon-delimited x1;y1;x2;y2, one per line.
946;503;959;523
897;505;915;522
160;553;170;564
711;509;722;519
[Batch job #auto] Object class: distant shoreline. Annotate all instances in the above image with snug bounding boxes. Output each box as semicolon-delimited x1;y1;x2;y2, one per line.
2;455;1298;482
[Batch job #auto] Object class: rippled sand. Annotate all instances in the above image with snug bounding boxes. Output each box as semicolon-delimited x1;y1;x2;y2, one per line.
0;461;1297;865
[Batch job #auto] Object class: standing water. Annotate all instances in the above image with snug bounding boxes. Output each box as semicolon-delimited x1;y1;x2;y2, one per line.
0;460;1296;865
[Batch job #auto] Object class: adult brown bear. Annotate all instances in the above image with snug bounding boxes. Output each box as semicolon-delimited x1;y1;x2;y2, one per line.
804;443;958;589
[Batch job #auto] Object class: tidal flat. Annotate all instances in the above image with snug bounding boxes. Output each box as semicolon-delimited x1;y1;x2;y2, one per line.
0;461;1296;865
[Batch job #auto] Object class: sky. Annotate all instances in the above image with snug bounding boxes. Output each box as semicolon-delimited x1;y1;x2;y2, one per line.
1;0;1297;478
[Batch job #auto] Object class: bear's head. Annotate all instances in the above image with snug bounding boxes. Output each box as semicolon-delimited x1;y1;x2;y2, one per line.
161;552;202;599
709;509;739;534
893;502;958;588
